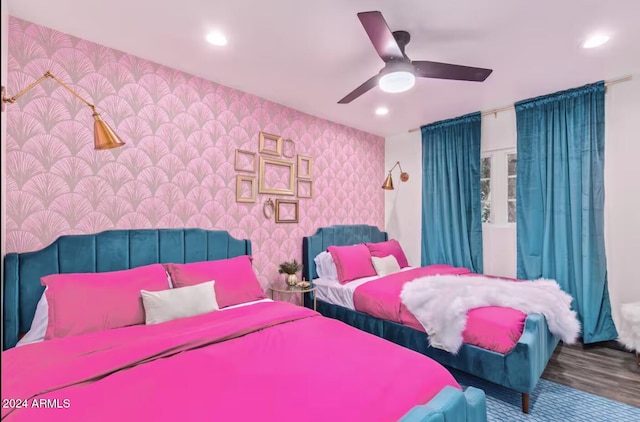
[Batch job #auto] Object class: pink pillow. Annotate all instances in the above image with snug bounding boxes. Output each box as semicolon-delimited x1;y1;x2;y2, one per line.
42;264;169;340
164;256;266;308
327;244;377;284
365;239;409;268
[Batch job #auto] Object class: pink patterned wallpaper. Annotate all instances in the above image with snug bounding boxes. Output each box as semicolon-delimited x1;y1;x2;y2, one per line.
4;17;385;288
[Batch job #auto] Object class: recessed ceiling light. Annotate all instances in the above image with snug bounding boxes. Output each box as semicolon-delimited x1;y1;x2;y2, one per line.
206;31;228;46
582;34;610;49
375;107;389;116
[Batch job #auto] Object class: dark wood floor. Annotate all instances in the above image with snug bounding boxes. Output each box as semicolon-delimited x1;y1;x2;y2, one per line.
541;342;640;407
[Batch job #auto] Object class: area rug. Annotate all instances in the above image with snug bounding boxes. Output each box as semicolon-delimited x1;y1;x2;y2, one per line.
452;370;640;421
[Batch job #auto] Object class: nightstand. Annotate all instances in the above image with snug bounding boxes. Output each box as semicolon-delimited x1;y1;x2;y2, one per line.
268;283;317;311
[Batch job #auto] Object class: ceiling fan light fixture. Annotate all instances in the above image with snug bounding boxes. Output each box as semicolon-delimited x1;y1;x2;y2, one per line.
379;70;415;93
336;11;493;104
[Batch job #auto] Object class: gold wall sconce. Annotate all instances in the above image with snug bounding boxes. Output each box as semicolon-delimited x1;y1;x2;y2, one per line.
1;71;125;150
382;161;409;190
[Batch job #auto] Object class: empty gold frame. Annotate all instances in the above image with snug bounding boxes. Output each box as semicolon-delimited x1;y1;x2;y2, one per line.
282;138;296;158
259;132;283;156
297;155;313;179
259;157;295;196
234;149;257;173
297;180;313;198
275;199;299;223
236;175;257;203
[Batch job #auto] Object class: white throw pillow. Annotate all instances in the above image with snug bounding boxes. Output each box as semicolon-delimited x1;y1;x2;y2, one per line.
371;255;401;277
141;281;219;325
314;251;339;280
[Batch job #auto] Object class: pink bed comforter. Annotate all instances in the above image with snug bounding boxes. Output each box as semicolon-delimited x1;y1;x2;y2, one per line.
2;302;459;422
353;265;527;354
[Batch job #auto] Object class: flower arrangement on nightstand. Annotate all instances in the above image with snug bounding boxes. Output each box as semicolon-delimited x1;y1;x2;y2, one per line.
271;259;315;310
278;259;302;287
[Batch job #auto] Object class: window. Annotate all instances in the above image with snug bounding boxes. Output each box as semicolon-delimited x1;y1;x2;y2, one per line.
507;153;517;223
481;157;491;223
480;150;516;225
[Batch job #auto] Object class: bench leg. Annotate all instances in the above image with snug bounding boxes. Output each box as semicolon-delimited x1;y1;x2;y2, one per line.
522;393;530;414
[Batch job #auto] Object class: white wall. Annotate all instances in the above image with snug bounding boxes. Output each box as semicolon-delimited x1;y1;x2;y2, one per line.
384;131;422;266
604;74;640;329
480;111;517;278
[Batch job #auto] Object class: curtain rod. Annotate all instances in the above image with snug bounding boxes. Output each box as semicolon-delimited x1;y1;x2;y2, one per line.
408;75;633;133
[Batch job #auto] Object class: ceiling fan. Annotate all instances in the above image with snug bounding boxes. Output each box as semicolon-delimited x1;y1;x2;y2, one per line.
338;11;493;104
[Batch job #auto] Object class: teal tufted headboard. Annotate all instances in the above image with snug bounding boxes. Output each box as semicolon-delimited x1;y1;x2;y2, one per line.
302;225;387;282
2;228;251;350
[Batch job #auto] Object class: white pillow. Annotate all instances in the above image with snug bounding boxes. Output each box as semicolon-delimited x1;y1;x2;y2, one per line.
16;290;49;347
314;251;338;280
141;281;219;325
371;255;401;277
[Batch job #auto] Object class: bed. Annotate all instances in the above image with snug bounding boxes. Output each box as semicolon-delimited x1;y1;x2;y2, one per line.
302;225;560;414
2;228;486;422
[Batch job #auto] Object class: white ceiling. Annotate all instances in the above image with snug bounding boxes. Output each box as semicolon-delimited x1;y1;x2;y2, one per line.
8;0;640;137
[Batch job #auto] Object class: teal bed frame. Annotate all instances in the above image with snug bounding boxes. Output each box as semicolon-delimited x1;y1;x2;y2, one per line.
3;228;487;422
303;224;559;414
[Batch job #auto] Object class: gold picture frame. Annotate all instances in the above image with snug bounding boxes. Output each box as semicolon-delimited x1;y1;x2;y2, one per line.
282;138;296;158
275;199;299;223
234;149;257;173
236;175;257;203
259;157;295;195
297;180;313;199
259;132;282;157
297;155;313;179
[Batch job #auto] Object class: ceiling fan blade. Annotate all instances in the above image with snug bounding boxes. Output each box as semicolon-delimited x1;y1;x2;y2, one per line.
412;61;493;82
357;11;404;62
338;75;379;104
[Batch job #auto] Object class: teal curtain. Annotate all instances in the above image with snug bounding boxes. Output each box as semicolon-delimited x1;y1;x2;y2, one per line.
421;112;483;273
515;81;617;343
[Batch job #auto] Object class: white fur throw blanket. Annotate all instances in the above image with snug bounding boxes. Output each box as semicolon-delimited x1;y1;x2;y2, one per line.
618;302;640;352
400;275;581;354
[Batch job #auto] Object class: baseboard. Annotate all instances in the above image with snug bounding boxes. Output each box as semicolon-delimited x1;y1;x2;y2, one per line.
582;339;634;353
